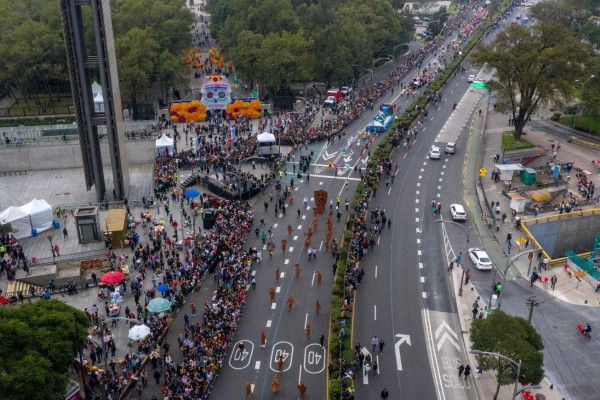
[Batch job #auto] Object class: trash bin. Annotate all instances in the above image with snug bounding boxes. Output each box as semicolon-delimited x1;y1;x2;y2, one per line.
53;220;60;229
31;228;38;237
203;210;216;230
520;168;536;185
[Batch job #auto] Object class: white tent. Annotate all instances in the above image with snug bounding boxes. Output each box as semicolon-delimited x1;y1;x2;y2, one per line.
0;206;31;239
93;92;105;113
155;135;174;156
257;132;276;144
0;199;53;239
91;81;102;97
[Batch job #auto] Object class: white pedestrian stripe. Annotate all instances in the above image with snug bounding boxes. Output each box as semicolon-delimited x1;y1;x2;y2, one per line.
416;191;420;195
267;320;272;327
302;215;306;220
415;199;420;204
417;182;421;187
418;175;422;180
415;218;419;222
289;247;294;252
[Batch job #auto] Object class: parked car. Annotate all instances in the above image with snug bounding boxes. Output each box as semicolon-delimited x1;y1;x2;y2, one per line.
449;204;467;221
445;142;456;154
467;74;475;83
468;248;493;270
429;146;441;159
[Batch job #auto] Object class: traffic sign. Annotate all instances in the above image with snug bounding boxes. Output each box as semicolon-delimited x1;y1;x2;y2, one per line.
479;167;487;176
528;252;534;260
472;80;486;89
270;341;294;372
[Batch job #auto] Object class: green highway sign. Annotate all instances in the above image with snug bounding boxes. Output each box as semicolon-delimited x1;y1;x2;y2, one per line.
472;80;486;89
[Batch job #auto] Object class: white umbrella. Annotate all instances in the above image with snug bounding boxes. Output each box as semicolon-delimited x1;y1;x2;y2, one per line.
128;324;151;341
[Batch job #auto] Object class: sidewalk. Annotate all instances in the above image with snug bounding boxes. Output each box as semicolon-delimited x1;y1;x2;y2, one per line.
453;100;600;400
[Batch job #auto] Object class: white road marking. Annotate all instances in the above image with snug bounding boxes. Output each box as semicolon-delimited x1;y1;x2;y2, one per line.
415;208;419;213
304;313;308;329
375;265;378;278
276;287;281;293
416;228;420;233
289;247;294;252
280;272;285;278
416;191;420;195
439;178;443;182
279;214;283;218
418;175;422;180
302;215;306;220
416;218;419;223
417;239;421;244
374;305;377;321
293;235;298;240
440;171;444;175
298;364;303;385
421;276;425;283
418;250;422;256
376;355;380;374
419;262;423;269
417;182;421;187
255;361;261;369
273;223;278;228
422;292;427;298
271;303;277;309
311;272;315;286
267;320;272;327
319;241;323;251
284;259;289;265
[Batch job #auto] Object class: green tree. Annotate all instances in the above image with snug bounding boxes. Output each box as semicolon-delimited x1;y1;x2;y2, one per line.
256;31;313;94
116;27;160;104
472;22;589;141
470;310;544;400
157;50;189;101
229;31;265;88
0;300;88;400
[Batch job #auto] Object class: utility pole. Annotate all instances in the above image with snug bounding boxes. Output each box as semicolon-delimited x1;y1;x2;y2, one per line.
526;297;539;324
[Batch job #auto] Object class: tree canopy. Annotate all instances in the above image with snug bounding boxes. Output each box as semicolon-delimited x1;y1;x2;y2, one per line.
470;310;544;400
207;0;411;92
471;21;590;140
0;300;89;400
0;0;193;105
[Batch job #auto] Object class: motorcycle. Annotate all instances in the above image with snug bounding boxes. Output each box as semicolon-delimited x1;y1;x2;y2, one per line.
577;324;591;339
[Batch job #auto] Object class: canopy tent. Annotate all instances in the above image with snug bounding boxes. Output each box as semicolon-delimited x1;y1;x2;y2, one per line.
155;135;174;156
93;92;105;113
0;199;53;239
257;132;276;143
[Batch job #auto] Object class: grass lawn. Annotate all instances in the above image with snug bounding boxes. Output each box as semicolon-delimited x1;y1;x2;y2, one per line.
502;131;534;151
7;95;74;117
558;115;600;136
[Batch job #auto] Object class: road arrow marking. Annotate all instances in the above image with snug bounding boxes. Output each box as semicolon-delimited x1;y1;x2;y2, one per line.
394;334;411;371
434;320;460;351
322;150;337;161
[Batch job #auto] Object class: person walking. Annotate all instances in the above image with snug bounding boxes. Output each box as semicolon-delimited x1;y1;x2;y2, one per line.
246;381;253;398
378;339;385;354
458;364;465;377
381;388;389;399
272;375;280;394
63;227;68;239
153;369;161;384
295;263;301;278
371;336;378;352
287;224;293;236
315;299;321;315
320;334;325;347
287;296;296;311
298;380;307;398
550;275;557;290
277;355;285;372
269;288;276;303
464;365;471;380
305;323;312;341
261;330;267;348
316;269;322;284
281;239;287;253
275;268;281;281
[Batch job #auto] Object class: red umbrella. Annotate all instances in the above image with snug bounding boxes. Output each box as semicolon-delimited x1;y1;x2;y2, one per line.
101;271;125;284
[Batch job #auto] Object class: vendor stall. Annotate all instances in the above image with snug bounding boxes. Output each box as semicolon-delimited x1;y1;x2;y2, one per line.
103;209;128;249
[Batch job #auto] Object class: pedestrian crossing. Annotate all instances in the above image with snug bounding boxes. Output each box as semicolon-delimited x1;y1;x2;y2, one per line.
277;141;327;185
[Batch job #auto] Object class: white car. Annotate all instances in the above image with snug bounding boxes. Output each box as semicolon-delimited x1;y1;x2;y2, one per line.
341;86;353;96
324;96;336;107
429;146;441;159
467;74;475;83
468;248;493;270
449;204;467;221
445;142;456;154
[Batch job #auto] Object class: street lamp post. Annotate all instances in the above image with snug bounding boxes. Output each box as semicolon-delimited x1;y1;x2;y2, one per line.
470;350;523;399
572;75;595;136
47;234;54;258
497;249;541;310
436;219;471;296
